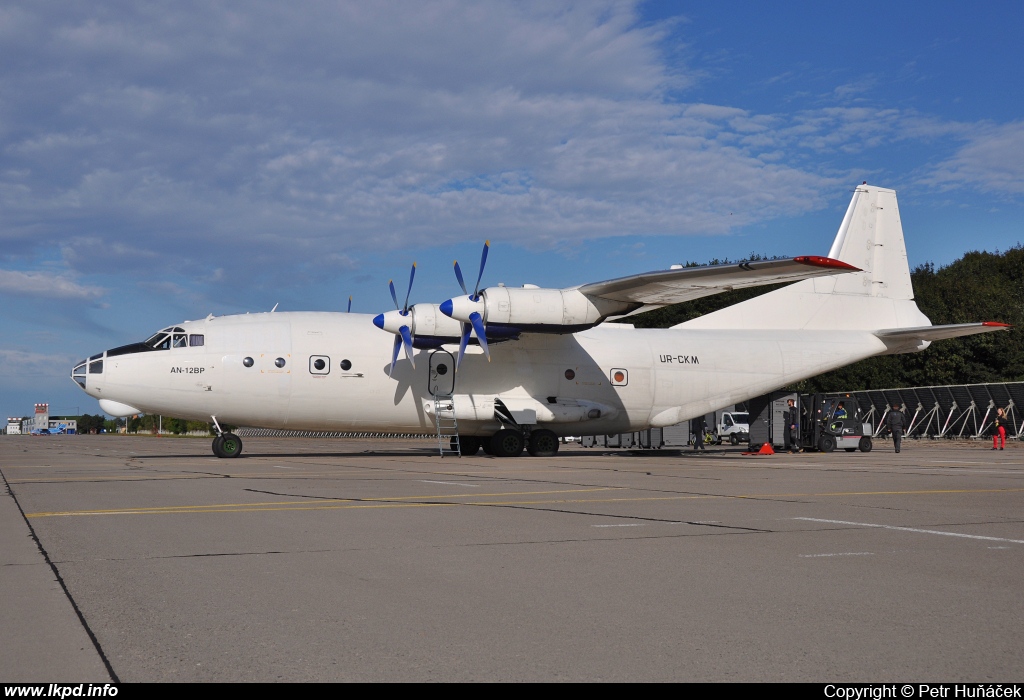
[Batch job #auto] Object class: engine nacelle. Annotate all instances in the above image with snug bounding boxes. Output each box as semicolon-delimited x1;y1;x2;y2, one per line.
441;286;636;333
373;303;465;347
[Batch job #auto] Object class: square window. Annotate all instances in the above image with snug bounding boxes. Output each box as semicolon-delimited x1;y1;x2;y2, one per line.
189;334;205;347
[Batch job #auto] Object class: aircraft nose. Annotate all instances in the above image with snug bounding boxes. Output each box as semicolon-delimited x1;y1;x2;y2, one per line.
439;299;453;317
372;313;385;330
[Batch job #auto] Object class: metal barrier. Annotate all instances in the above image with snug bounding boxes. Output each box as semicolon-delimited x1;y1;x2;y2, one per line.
845;382;1021;440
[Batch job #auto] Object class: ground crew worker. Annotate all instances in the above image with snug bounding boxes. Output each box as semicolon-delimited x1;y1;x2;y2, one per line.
992;407;1009;450
690;414;706;451
885;404;906;453
784;399;800;453
834;402;849;419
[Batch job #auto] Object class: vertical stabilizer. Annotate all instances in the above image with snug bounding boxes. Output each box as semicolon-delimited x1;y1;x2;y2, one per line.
825;184;914;300
677;184;929;332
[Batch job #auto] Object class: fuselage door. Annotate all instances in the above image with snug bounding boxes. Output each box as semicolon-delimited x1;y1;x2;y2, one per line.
428;350;455;396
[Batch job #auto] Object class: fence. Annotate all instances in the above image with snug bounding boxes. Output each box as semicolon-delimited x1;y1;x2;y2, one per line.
841;381;1022;440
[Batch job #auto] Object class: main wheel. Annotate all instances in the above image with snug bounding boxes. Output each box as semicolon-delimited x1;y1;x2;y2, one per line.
527;429;559;457
213;432;243;458
858;437;873;453
490;429;524;457
818;435;836;453
456;436;481;456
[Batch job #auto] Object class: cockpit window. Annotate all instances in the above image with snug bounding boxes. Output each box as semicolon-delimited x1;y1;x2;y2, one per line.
172;333;187;348
145;333;172;350
189;334;205;347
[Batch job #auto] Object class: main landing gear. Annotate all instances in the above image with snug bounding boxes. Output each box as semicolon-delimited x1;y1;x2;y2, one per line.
210;416;243;458
464;428;560;458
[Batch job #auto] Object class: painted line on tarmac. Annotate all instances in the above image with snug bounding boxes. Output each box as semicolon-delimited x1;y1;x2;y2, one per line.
794;517;1024;545
799;552;874;558
420;480;481;488
25;486;619;518
928;460;1022;464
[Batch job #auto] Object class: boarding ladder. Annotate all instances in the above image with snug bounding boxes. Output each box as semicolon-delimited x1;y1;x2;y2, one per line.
433;393;461;457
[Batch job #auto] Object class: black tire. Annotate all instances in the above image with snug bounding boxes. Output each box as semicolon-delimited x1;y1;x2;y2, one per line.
730;434;739;446
859;437;873;453
213;433;243;458
456;436;481;456
490;429;524;457
819;435;836;453
527;429;559;457
481;438;496;456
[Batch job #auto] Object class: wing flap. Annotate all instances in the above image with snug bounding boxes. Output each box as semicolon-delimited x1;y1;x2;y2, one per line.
578;256;858;305
874;322;1011;342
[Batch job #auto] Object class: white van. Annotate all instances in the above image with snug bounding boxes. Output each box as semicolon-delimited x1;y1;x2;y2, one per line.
717;411;750;445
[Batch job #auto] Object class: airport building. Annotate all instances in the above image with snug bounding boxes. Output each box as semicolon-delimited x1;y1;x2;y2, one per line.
3;404;77;435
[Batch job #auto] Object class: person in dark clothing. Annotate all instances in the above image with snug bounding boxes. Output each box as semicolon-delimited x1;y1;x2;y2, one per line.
885;404;906;453
784;399;800;453
690;415;706;451
992;407;1009;450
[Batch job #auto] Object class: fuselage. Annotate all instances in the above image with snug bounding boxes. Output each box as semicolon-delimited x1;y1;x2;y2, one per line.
74;311;889;436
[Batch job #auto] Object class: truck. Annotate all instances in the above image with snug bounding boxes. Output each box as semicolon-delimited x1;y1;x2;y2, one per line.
715;410;750;445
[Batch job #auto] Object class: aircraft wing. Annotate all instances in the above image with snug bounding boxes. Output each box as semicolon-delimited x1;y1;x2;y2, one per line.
874;322;1011;343
577;256;859;305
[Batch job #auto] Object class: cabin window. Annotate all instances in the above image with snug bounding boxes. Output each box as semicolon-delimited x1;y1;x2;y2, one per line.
340;359;352;371
275;357;286;368
309;356;330;375
189;334;205;347
243;357;254;367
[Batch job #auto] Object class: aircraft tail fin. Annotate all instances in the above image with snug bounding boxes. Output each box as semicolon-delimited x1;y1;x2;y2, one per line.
825;183;914;300
677;184;930;332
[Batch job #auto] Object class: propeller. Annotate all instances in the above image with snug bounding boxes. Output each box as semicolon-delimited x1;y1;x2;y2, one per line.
450;241;490;369
346;296;352;313
373;262;418;376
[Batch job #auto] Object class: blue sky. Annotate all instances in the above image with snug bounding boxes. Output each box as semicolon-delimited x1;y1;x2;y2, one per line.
2;1;1021;419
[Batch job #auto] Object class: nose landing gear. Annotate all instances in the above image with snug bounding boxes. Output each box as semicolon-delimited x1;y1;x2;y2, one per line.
210;416;243;458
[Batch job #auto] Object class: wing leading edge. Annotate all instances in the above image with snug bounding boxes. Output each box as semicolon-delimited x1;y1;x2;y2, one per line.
578;256;859;306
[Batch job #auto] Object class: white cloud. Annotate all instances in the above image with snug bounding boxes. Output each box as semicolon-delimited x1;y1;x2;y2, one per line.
2;0;1016;303
0;269;106;300
0;0;831;285
0;349;78;378
927;122;1024;195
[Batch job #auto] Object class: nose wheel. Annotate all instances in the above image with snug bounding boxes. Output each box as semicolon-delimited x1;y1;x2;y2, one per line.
212;432;243;458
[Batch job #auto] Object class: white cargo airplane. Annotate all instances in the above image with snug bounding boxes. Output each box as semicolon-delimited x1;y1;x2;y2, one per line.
71;184;1008;458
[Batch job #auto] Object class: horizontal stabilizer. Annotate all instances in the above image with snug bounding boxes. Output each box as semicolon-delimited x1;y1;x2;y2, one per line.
875;322;1011;343
579;256;859;306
